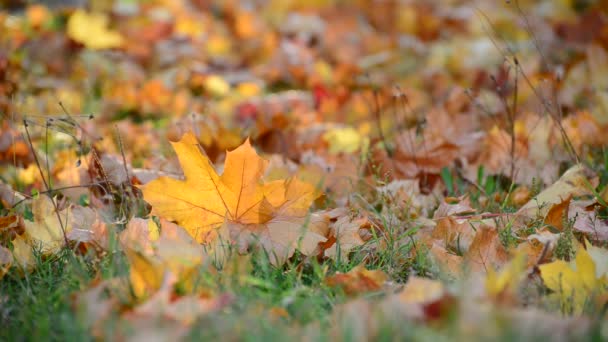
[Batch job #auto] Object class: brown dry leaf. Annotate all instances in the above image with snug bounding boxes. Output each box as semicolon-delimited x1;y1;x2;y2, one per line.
119;217;159;256
509;186;532;208
543;196;572;231
516;230;559;267
379;132;460;179
324;213;371;262
463;224;510;273
89;153;132;186
0;122;33;166
376;179;439;218
431;216;476;254
226;209;329;266
0;182;26;210
474;124;528;177
0;214;24;244
430;197;478;254
518;164;598;220
516;240;547;268
434;196;476;218
570;202;608;241
527;228;560;257
376;101;482;179
51;150;86;201
67;206;109;251
326;265;388;296
562;111;606;150
142;132;327;265
298;152;359;205
428;243;463;277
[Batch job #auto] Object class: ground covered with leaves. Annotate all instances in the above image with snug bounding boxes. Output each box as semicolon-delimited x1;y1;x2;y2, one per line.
2;1;608;341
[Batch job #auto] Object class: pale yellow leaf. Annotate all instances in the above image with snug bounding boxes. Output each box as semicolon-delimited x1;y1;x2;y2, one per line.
24;196;71;255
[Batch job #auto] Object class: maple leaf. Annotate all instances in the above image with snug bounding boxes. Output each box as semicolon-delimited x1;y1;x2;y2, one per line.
485;251;527;302
142;132;327;265
543;196;572;231
24;196;71;255
428;243;463;277
325;265;388;296
121;218;205;299
539;244;608;314
225;210;328;266
67;10;124;50
570;202;608;241
374;102;483;179
463;224;510;272
126;248;165;300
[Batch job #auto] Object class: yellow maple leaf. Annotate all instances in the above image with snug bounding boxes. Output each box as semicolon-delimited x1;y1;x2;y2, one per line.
323;127;363;154
67;10;124;50
125;248;165;300
539;246;608;314
11;234;35;271
204;75;231;98
485;252;526;301
123;218;204;299
142;132;327;265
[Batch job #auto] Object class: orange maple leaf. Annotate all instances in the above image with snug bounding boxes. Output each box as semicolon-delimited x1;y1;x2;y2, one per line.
142;132;327;264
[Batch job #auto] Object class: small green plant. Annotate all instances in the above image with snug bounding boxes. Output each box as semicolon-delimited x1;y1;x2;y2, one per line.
555;224;575;261
498;220;518;249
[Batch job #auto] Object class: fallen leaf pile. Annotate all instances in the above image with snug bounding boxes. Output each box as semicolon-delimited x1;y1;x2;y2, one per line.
2;0;608;340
